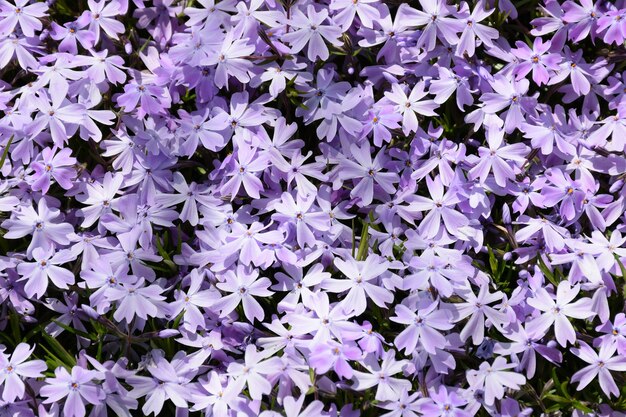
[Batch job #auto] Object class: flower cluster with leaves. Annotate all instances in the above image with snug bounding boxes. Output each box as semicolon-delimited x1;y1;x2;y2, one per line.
2;0;626;416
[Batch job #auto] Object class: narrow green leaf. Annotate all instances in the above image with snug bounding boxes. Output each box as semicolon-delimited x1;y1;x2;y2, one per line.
52;320;96;341
356;222;369;261
537;256;558;287
42;333;76;367
0;135;13;169
488;246;498;277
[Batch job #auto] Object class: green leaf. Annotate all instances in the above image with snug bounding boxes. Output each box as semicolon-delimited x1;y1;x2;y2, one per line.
488;246;499;277
356;222;370;261
52;320;96;341
0;135;13;170
537;256;559;287
41;333;76;367
573;401;594;413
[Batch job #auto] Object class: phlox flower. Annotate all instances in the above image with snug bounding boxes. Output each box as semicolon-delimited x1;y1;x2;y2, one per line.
322;254;393;315
337;141;399;207
127;350;196;415
40;366;105;417
466;357;526;406
351;350;411;401
570;341;626;398
1;198;74;258
391;299;453;355
0;343;47;402
281;5;343;62
526;281;595;346
213;264;273;323
30;146;77;194
0;0;48;37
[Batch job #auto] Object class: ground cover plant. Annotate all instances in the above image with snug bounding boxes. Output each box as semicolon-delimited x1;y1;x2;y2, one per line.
1;0;626;416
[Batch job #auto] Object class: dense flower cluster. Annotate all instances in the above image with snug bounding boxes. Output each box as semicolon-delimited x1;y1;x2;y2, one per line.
2;0;626;415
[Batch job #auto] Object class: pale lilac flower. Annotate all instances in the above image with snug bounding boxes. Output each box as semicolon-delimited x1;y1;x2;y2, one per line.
219;145;267;200
309;340;361;379
0;0;48;37
453;284;509;345
105;278;168;323
419;386;471;417
351;350;410;401
456;0;498;57
16;247;74;299
282;5;343;61
330;0;380;30
85;0;125;42
469;127;528;187
526;281;595;346
30;146;77;194
570;341;626;398
337;141;399;207
127;350;195;416
0;343;47;401
385;82;438;135
391;299;453;354
213;264;273;323
322;255;393;315
512;38;561;86
227;345;279;400
1;198;74;258
40;366;105;417
466;357;526;406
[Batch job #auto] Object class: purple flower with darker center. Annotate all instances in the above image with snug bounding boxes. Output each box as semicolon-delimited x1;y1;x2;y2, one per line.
40;366;105;417
1;198;74;258
0;343;47;402
281;5;343;62
337;141;399;207
526;281;595;346
30;146;76;194
0;0;48;37
466;357;526;406
512;38;561;86
213;264;273;323
570;341;626;398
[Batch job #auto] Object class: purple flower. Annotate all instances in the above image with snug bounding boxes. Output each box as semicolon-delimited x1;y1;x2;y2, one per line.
351;350;410;401
282;5;343;61
468;127;528;187
456;0;498;57
105;277;168;323
466;357;526;406
418;386;471;417
127;350;195;415
391;298;453;354
85;0;125;42
16;247;74;299
512;38;561;86
40;366;105;417
0;0;48;37
0;343;47;401
2;198;74;258
385;81;439;135
213;264;273;323
480;74;535;133
570;341;626;398
30;146;76;194
337;141;399;207
526;281;594;346
309;340;361;379
322;255;393;315
227;345;279;400
453;283;509;345
220;145;267;201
